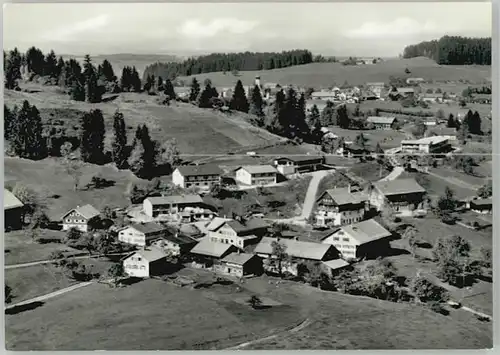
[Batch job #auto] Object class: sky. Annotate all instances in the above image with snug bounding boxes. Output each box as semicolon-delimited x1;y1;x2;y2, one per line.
3;2;492;57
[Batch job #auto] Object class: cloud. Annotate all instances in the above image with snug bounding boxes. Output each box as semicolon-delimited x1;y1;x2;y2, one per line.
41;14;110;42
177;18;258;39
344;17;441;39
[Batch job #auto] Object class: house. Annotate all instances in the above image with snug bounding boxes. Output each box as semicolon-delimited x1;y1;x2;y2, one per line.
406;77;425;85
234;165;278;186
189;238;239;268
423;118;438;127
143;195;216;221
469;198;492;214
427;127;457;141
369;178;427;216
273;156;325;175
216;252;263;277
321;219;392;260
254;237;340;276
366;116;398;130
4;189;24;231
421;93;443;103
122;246;168;278
207;217;268;248
311;91;336;101
172;165;223;191
321;259;351;277
118;222;168;247
314;186;369;227
366;82;385;97
400;136;451;154
151;233;198;256
61;204;101;232
470;94;491;104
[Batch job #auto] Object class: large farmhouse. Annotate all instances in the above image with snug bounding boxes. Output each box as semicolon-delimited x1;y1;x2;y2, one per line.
4;189;24;231
61;204;101;232
118;222;169;247
369;178;427;216
143;195;216;221
234;165;278;186
366;116;398;130
206;217;268;248
172;165;223;191
122;246;169;278
273;156;325;175
314;186;369;227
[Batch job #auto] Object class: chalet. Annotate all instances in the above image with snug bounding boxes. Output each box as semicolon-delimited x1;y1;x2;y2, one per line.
207;217;268;248
61;204;100;232
143;195;216;221
311;91;336;101
4;189;24;231
254;237;340;276
406;77;425;85
469;198;492;214
314;186;369;227
388;87;414;100
369;178;427;216
172;165;223;191
427;127;457;141
118;222;168;247
400;136;451;154
234;165;278;186
366;116;398;130
216;252;263;277
151;233;198;256
321;219;392;260
273;156;325;175
365;82;385;98
470;94;491;104
122;246;168;278
189;238;239;268
343;144;371;158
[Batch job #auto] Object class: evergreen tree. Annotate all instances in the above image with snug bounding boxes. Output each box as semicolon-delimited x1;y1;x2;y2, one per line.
321;101;336;126
157;76;164;91
56;56;65;82
128;141;146;176
230;80;249;113
4;48;22;89
120;66;132;91
83;54;95;80
197;82;218;108
336;104;350;129
267;90;286;135
80;109;105;164
296;93;310;138
4;105;14;141
308;105;323;143
164;78;176;100
44;50;58;78
447;114;456;128
111;110;128;169
189;78;201;102
101;59;116;82
129;125;157;178
69;75;86;101
86;72;103;103
25;46;45;76
249;84;264;117
131;66;142;92
462;109;481;135
10;101;47;159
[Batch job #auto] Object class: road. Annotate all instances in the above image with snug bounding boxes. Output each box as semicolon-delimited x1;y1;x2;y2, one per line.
5;252;130;270
5;281;94;310
378;166;404;182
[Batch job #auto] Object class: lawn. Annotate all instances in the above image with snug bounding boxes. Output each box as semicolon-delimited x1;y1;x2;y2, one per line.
326;126;407;150
4;157;145;220
399;171;475;200
4;229;78;265
316;171;355;199
347;161;391;182
5;277;302;351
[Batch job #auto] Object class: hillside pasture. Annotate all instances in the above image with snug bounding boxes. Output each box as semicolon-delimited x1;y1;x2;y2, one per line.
178;57;491;89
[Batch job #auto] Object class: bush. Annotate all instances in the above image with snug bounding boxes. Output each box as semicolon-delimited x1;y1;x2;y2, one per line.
36;237;63;244
49;250;65;260
428;301;449;316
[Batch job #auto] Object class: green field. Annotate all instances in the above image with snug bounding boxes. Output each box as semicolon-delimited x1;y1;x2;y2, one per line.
178;57;490;89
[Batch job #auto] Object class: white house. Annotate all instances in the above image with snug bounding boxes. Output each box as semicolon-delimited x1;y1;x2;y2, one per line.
400;136;451;154
206;217;268;248
118;222;168;247
122;246;168;278
314;186;369;227
321;219;392;260
151;233;198;256
366;82;385;98
366;116;397;130
172;165;223;191
234;165;277;186
143;195;210;220
61;204;101;232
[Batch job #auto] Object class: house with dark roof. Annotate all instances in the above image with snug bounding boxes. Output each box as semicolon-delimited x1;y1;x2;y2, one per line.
4;189;24;231
314;186;369;227
118;222;169;247
151;233;198;256
234;165;278;186
470;94;491;104
321;219;392;260
122;246;169;278
272;155;325;175
207;217;269;248
188;238;239;268
172;164;223;191
468;198;492;214
366;82;385;97
366;116;398;130
369;178;427;216
254;237;340;276
61;204;101;232
216;252;263;277
143;195;216;221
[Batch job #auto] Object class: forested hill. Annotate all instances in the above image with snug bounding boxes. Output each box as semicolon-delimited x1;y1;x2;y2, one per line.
142;49;314;80
403;36;491;65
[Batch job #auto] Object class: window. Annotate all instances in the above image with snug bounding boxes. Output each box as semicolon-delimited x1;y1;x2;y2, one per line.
137;257;142;261
140;266;146;270
342;237;349;242
333;237;340;241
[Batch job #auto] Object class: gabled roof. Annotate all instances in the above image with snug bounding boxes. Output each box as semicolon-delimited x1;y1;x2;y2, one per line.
63;204;100;220
160;233;198;245
145;194;204;205
4;189;24;210
126;222;166;235
470;198;492;207
221;252;256;266
176;165;223;176
235;165;277;175
318;188;367;206
275;155;325;164
254;237;334;261
123;246;167;262
225;218;269;234
336;219;392;245
190;238;236;258
373;178;426;196
396;87;415;93
322;259;350;270
206;217;233;232
401;136;449;145
366;116;396;125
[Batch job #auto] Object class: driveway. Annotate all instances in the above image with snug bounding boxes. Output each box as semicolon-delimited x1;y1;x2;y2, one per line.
378;166;404;182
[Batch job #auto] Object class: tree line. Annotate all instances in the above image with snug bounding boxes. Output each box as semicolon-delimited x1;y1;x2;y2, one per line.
402;36;491;65
142;49;314;80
